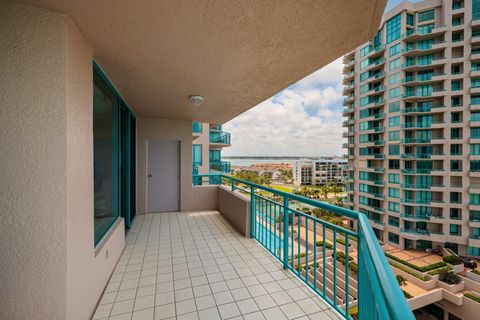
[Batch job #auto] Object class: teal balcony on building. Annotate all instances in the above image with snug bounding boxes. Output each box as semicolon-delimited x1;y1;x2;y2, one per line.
209;160;231;173
209;130;231;146
192;121;203;134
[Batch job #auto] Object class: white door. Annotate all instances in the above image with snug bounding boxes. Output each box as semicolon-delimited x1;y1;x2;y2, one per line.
147;140;180;212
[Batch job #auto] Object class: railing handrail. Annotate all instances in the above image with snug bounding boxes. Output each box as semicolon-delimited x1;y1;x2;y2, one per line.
192;173;414;320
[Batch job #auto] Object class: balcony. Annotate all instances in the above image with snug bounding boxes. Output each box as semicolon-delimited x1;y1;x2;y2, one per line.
210;160;231;173
96;210;349;319
152;174;416;320
210;131;231;146
192;122;203;138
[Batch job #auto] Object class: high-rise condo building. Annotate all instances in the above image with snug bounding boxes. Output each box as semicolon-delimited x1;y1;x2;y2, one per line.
192;122;231;184
343;0;480;257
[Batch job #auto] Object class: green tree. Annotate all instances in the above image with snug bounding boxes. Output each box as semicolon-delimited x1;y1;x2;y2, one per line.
396;275;407;287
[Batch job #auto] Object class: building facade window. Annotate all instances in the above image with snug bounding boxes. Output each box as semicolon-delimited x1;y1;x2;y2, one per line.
389;57;401;70
386;14;402;44
93;63;136;245
418;9;435;22
389;43;401;56
388;232;400;244
360;45;372;57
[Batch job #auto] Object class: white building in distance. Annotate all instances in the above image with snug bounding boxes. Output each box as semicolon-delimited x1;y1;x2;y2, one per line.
293;159;348;186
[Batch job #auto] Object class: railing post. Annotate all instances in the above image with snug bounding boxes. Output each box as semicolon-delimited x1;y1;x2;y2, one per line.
282;196;289;270
231;179;235;192
250;185;255;238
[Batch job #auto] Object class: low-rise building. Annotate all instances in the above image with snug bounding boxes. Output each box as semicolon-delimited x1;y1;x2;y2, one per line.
293;159;347;186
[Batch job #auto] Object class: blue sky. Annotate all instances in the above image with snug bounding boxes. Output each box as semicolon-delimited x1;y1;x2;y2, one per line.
223;0;419;157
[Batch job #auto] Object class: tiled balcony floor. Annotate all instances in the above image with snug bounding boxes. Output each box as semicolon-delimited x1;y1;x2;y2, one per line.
93;211;342;320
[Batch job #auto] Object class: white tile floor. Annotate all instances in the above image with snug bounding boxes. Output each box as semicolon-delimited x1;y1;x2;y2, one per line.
93;211;343;320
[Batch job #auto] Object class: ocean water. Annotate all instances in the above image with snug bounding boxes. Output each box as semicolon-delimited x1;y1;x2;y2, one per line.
225;158;306;166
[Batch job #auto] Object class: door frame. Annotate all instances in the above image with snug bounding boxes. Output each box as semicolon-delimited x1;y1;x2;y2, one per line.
145;139;181;213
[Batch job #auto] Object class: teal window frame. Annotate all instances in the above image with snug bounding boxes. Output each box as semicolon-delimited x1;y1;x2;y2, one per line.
193;144;202;166
389;102;400;113
388;232;400;244
388;173;400;184
389;58;401;71
407;13;415;26
389;87;401;99
389;43;401;57
93;61;137;246
418;9;435;22
474;0;480;21
389;144;400;155
360;45;372;57
386;14;401;44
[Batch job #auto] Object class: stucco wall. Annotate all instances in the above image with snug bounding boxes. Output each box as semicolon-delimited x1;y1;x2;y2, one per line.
137;117;193;213
218;186;251;236
192;185;219;211
0;2;68;319
65;18;125;320
0;3;127;319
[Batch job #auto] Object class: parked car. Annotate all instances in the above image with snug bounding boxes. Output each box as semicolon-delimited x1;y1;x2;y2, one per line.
460;256;478;269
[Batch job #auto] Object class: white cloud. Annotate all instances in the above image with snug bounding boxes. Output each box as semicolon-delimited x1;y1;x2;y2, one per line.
223;58;345;157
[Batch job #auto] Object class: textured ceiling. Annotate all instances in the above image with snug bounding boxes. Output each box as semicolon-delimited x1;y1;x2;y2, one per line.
17;0;386;123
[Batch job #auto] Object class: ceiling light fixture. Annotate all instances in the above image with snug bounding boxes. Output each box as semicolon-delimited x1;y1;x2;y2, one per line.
189;95;204;106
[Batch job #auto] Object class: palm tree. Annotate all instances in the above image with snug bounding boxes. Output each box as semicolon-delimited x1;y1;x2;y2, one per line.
319;185;329;199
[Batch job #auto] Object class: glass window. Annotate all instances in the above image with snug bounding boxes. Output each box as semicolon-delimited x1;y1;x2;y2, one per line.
360;71;369;82
389;216;400;227
473;78;480;88
390;72;401;85
389;87;401;98
389;102;400;113
360;45;372;57
389;116;400;127
386;14;402;44
474;0;480;21
389;173;400;184
360;59;370;70
360;97;370;106
473;96;480;105
471;194;480;205
407;14;415;26
193;144;202;166
389;202;400;212
360;84;370;94
389;144;400;155
389;187;400;198
389;130;400;141
388;232;400;244
472;144;480;155
389;58;401;70
418;9;435;22
450;224;460;236
472;128;480;139
472;112;480;121
94;70;118;245
389;43;401;56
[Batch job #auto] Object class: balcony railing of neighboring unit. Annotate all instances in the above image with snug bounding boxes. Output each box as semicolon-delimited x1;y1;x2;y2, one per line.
192;122;203;134
209;131;231;145
192;174;415;320
210;160;231;173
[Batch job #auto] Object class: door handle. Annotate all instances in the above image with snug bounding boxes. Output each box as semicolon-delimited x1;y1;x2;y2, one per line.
148;174;152;178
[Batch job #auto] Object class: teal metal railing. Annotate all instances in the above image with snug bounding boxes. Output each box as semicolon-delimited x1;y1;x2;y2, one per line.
210;160;231;173
209;131;231;145
192;174;414;320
